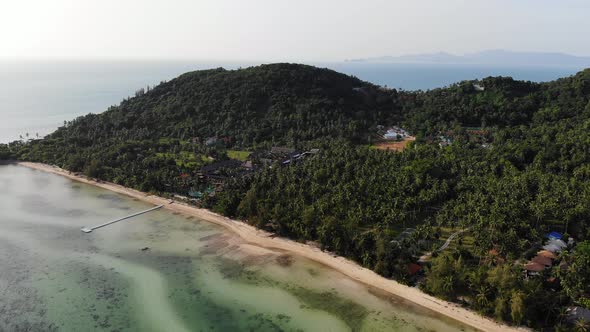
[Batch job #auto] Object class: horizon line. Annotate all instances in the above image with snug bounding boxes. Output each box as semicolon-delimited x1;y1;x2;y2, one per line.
2;49;590;63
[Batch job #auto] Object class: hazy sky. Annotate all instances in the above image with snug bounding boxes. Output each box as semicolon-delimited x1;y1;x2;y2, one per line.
1;0;589;61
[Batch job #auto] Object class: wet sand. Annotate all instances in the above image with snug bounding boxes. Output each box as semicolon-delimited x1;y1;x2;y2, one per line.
17;162;527;332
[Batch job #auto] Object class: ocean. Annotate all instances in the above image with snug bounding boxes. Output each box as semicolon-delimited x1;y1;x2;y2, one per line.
0;164;476;331
0;60;584;143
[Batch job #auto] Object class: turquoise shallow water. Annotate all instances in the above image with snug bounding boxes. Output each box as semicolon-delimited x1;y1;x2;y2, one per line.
0;164;476;331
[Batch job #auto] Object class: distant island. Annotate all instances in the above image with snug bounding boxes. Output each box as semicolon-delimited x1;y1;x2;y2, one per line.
3;63;590;330
347;49;590;67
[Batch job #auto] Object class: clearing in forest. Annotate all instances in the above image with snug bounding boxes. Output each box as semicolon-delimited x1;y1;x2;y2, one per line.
227;150;251;161
371;136;416;152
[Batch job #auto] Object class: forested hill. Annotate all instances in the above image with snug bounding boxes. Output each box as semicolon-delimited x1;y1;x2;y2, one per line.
407;68;590;134
4;65;590;330
44;63;401;147
16;63;590;151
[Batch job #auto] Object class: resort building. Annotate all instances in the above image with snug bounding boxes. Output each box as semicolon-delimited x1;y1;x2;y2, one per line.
383;126;410;140
524;262;545;277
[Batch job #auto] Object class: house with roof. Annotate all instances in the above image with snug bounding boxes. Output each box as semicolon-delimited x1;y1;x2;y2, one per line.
242;160;254;169
188;187;215;200
524;262;545;277
383;126;409;140
205;137;219;146
438;135;453;148
546;232;563;240
543;239;568;253
531;255;553;267
537;250;557;260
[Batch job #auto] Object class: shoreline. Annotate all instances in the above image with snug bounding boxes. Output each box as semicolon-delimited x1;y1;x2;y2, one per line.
16;161;526;332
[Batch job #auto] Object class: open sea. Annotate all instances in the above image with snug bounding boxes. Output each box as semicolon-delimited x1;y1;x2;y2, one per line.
0;60;584;143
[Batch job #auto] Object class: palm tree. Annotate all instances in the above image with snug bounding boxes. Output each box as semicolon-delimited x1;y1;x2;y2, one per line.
574;319;589;332
442;275;455;295
475;285;491;308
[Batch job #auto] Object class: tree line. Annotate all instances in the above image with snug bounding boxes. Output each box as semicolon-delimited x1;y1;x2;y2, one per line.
2;64;590;329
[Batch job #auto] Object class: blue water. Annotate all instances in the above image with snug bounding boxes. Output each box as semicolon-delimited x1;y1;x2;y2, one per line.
0;60;584;143
324;62;584;91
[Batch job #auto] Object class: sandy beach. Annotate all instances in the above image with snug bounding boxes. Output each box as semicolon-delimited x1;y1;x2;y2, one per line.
17;161;527;332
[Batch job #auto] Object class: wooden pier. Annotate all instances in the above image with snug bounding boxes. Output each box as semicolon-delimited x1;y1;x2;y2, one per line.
81;205;164;233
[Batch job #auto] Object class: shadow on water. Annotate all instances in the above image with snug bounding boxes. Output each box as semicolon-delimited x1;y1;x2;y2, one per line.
216;257;369;331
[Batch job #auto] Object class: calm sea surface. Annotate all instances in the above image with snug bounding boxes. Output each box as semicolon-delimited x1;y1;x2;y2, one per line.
0;60;584;143
0;164;476;331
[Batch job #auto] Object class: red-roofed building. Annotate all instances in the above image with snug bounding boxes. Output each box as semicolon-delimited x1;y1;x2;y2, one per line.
524;262;545;277
407;263;422;276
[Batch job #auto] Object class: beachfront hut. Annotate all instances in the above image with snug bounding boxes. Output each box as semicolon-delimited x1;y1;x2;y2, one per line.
524;262;545;271
537;250;557;260
532;255;553;267
524;262;545;276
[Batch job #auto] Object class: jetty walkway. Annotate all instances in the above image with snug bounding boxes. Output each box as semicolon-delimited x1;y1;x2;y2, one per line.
81;205;164;233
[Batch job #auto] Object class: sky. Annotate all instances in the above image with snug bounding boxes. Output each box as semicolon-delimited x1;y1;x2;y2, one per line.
1;0;589;62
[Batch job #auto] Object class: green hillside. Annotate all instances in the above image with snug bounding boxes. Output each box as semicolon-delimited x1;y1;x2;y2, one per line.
5;64;590;329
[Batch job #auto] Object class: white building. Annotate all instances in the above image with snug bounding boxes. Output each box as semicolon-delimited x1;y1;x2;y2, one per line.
543;239;567;253
383;127;409;140
473;84;485;91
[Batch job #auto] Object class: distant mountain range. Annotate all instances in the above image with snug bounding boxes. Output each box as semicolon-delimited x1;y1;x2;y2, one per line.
346;50;590;66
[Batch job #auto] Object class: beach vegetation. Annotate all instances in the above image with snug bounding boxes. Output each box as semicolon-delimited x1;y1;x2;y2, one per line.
11;64;590;329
